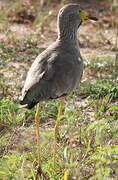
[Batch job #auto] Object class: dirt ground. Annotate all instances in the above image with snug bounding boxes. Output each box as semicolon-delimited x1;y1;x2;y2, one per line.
0;0;117;98
0;0;118;179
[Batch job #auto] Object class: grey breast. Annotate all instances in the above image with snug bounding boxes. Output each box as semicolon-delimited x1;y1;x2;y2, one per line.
20;40;83;108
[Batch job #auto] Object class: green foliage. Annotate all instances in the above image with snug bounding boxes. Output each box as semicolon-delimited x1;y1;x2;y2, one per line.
0;3;117;178
86;56;115;74
0;98;24;126
80;79;118;100
1;71;118;179
0;153;35;179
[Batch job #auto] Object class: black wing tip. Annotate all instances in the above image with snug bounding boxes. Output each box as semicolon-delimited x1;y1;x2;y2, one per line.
18;96;31;109
19;104;28;108
19;99;38;109
19;102;35;109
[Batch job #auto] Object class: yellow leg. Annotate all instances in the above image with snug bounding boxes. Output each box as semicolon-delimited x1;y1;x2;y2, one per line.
64;169;70;180
53;98;64;169
54;98;64;141
35;103;41;179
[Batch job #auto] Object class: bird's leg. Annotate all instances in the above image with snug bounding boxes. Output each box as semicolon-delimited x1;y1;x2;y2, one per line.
53;98;64;169
55;98;64;141
64;169;70;180
35;103;41;179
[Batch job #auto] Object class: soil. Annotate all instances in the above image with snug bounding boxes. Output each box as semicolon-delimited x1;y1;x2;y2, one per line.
0;0;117;96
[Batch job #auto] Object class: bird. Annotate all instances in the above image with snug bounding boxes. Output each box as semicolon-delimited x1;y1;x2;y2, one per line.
19;3;97;178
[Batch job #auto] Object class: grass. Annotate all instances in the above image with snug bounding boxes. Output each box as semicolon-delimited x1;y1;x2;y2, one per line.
1;42;118;179
0;74;118;179
0;1;118;179
1;48;118;179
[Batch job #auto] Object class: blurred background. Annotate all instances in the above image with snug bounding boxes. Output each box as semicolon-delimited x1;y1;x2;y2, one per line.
0;0;118;179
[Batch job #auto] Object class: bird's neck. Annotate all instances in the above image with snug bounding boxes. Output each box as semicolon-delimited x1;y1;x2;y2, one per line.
57;25;78;44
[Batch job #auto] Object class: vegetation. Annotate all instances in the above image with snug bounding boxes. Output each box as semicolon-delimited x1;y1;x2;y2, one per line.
0;0;118;179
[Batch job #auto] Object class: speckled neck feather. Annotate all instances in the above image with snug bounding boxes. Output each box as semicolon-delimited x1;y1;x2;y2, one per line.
57;10;81;42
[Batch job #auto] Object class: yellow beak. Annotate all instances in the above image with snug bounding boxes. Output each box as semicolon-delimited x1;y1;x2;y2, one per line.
81;10;98;22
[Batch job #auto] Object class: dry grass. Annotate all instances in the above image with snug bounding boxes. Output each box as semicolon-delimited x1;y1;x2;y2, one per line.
0;0;118;179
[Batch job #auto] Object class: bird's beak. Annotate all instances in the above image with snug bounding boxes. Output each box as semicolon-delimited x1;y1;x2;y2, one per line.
81;10;98;22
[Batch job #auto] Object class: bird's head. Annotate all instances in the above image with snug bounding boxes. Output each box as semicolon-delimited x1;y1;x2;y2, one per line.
58;4;98;31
